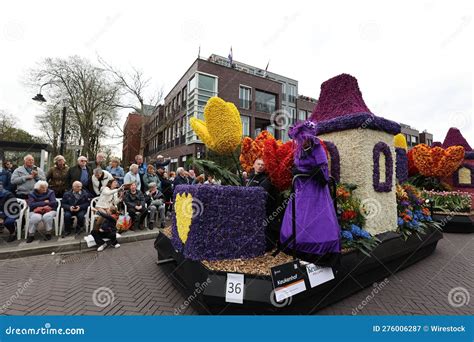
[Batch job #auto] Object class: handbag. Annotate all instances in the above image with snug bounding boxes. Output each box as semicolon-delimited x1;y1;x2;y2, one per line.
33;206;52;214
116;214;132;232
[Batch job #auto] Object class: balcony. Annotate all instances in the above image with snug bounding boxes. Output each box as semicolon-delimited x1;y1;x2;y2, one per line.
255;102;276;114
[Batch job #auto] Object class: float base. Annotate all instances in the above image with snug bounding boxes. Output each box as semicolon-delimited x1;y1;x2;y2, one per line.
154;227;442;314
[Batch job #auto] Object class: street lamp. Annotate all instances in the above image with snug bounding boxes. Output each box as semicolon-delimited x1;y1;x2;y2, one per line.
32;83;68;155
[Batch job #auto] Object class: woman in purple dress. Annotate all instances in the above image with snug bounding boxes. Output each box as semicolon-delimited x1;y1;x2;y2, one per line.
280;121;340;263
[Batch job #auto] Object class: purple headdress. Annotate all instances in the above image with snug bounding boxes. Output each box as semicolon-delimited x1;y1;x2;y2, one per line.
289;120;320;158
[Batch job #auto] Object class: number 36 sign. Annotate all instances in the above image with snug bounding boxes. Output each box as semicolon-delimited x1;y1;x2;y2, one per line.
225;273;244;304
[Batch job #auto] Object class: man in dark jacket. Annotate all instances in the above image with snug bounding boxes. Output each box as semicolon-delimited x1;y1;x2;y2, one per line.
154;155;170;170
88;152;106;170
246;158;279;251
124;182;147;230
157;168;173;216
0;182;17;242
173;167;190;187
61;181;91;236
66;156;93;191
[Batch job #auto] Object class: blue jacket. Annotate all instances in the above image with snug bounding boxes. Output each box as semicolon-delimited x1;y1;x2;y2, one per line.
27;189;58;212
106;166;125;185
0;169;13;192
62;190;91;212
0;189;16;219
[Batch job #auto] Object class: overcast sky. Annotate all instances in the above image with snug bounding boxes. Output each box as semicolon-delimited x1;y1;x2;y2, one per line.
1;0;472;154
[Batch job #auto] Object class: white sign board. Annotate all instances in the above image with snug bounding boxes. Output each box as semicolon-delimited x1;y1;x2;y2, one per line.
306;264;334;288
225;273;244;304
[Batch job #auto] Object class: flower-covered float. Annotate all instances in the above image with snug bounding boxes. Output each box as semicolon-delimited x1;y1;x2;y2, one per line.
422;127;473;232
154;75;443;314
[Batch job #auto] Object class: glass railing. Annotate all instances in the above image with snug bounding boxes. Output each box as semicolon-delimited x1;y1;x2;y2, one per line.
255;102;276;113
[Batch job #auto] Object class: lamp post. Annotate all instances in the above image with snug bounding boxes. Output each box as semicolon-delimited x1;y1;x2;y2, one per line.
33;83;68;155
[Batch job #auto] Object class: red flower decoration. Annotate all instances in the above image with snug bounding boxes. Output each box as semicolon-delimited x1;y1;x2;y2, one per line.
262;139;295;191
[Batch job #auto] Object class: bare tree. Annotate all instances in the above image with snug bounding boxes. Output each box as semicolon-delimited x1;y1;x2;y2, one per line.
98;56;164;155
29;56;120;159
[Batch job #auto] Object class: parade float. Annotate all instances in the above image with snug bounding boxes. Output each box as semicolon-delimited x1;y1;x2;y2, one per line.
422;127;474;233
154;75;443;314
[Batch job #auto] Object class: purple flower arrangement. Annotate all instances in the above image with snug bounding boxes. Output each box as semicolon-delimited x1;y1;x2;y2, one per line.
309;74;401;135
442;127;472;151
324;141;340;183
314;112;401;136
395;147;408;183
171;185;267;261
373;142;393;192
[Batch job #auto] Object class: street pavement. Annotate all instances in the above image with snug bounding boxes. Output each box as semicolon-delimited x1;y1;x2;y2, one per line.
0;232;472;315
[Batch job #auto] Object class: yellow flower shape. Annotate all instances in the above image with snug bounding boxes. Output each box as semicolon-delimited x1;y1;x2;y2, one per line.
190;96;243;155
175;193;193;243
394;133;408;151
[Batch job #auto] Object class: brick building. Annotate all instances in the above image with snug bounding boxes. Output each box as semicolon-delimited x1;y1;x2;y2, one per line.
122;113;145;167
142;54;317;171
400;123;434;149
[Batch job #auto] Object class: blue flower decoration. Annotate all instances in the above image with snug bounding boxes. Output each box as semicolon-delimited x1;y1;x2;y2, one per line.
341;230;354;241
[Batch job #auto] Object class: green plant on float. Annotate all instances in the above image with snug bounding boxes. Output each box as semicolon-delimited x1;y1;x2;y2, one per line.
397;220;442;241
407;174;452;191
341;236;380;257
188;158;240;186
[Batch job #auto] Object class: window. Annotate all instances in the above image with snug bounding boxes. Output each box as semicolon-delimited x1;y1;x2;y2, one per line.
182;86;187;105
289;107;296;124
373;142;393;192
239;86;251;109
188;75;197;93
255;90;276;113
198;73;216;92
288;84;297;103
298;110;306;122
281;83;287;102
241;115;250;136
185;72;218;143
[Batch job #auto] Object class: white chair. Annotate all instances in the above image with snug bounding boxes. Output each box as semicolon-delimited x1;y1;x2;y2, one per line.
23;198;62;239
15;199;28;240
88;197;100;233
58;204;91;236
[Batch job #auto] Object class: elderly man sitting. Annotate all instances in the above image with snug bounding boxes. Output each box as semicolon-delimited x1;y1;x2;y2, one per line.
62;181;91;236
145;182;165;229
27;181;58;243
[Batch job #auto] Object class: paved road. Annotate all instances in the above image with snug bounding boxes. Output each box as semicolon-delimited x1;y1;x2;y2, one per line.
0;232;472;315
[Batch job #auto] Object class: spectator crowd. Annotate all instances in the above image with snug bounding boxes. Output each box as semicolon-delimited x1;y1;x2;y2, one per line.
0;153;220;251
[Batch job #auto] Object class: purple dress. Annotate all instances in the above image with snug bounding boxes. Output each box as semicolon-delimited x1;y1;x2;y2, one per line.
280;121;340;256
